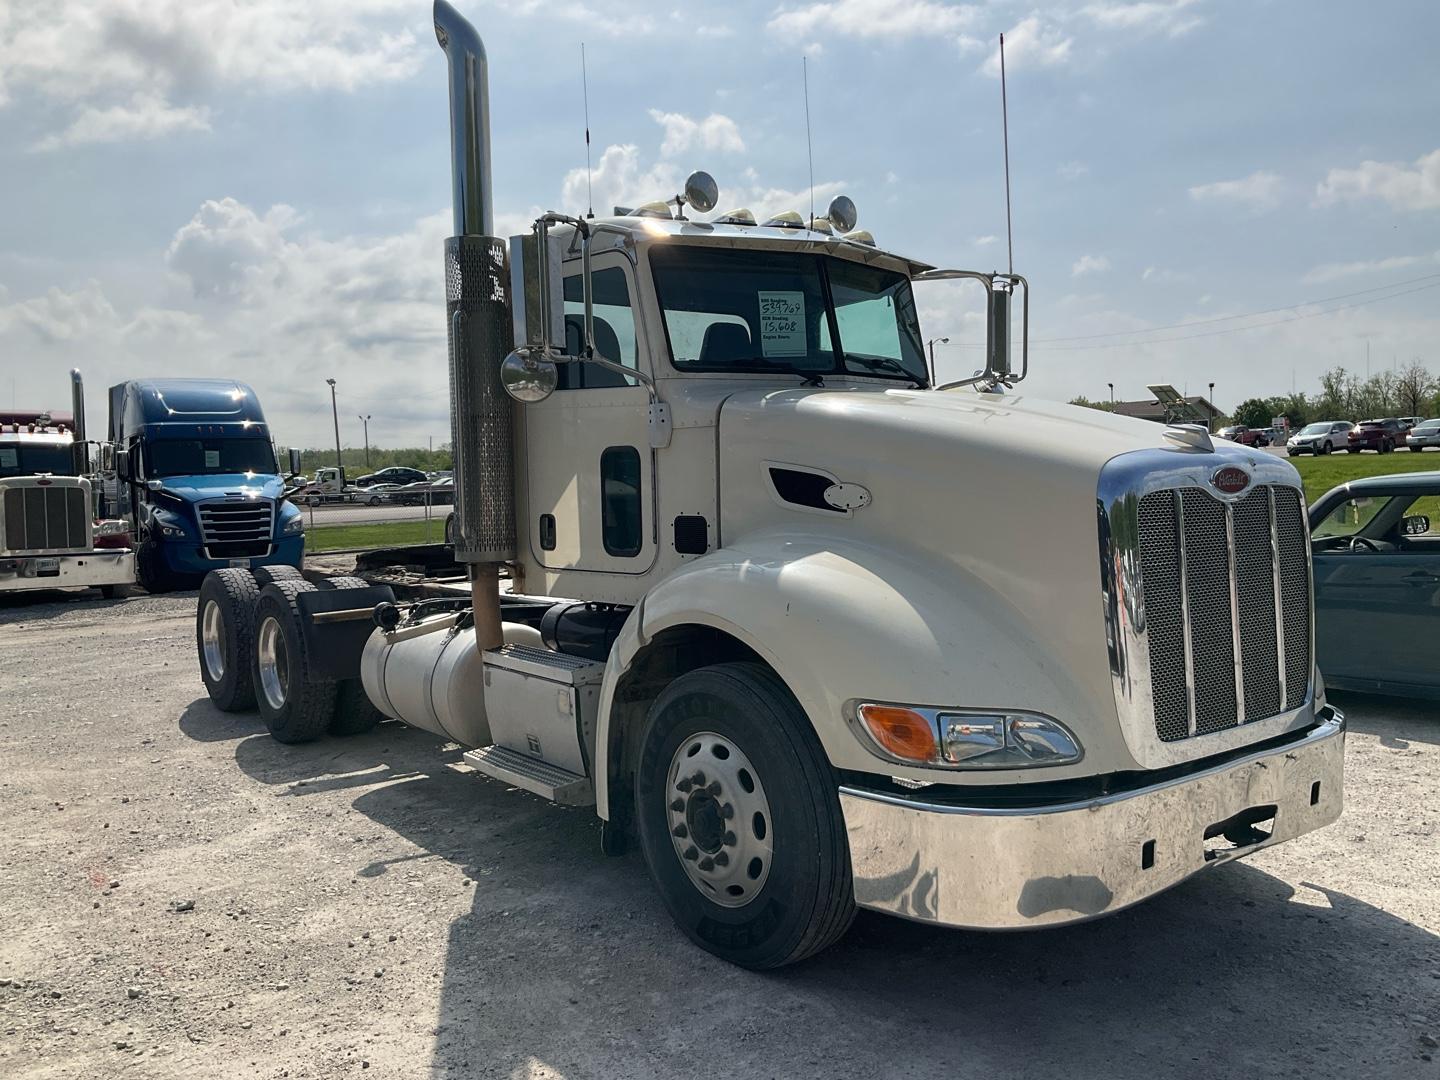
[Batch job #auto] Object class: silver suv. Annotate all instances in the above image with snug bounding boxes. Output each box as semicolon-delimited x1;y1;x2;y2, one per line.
1287;420;1352;456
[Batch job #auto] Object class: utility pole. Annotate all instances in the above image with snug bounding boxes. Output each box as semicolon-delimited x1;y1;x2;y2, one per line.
925;337;949;384
326;378;343;483
358;414;371;467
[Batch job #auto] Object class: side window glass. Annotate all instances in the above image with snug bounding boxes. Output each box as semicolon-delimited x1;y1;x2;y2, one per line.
562;267;637;389
600;446;643;557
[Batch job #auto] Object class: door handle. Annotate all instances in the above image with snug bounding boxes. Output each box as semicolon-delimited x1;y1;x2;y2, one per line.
1403;570;1440;585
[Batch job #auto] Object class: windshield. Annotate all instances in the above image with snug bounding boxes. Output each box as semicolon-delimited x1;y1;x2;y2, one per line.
649;246;928;384
0;442;73;477
1414;420;1440;432
1297;423;1331;435
148;437;276;478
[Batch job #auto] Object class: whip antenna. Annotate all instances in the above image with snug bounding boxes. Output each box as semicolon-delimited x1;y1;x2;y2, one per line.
582;42;594;218
803;55;815;225
999;32;1014;274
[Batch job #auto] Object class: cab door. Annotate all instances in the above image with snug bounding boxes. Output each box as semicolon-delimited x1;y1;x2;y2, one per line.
521;254;656;577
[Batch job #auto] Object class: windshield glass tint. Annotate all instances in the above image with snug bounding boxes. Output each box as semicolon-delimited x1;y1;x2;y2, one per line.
650;246;926;384
148;438;275;478
0;442;73;477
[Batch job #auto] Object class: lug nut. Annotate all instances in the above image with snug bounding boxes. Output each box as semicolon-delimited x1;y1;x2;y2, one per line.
676;778;692;793
683;845;699;861
713;852;729;867
720;803;734;820
669;799;684;812
672;824;688;839
706;781;722;796
697;857;714;871
722;831;736;847
691;771;706;786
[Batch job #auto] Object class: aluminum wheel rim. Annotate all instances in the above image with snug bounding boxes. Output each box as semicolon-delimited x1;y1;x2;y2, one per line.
256;615;289;712
201;600;226;682
665;731;773;909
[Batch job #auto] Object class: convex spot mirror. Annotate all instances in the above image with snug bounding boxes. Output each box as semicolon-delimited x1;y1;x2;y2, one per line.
1402;514;1431;536
501;349;559;403
827;195;857;234
684;171;718;214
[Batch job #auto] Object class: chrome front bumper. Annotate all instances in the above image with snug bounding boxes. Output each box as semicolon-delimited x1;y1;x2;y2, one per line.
0;551;134;593
840;708;1344;930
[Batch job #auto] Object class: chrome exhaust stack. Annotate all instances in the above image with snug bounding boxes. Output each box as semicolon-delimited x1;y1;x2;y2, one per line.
69;368;87;474
434;0;514;649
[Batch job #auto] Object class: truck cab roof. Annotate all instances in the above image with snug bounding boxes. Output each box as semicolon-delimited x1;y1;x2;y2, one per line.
109;379;268;441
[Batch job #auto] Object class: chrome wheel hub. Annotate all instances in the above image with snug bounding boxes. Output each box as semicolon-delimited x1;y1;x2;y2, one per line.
665;731;772;908
256;615;289;711
201;600;225;682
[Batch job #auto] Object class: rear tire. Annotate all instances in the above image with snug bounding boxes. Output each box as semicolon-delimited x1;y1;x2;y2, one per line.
253;565;304;588
251;580;335;744
1381;440;1393;454
197;569;259;712
635;662;855;969
314;576;384;735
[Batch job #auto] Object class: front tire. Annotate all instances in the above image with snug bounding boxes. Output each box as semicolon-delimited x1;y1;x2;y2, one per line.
251;580;336;744
1319;441;1331;455
197;569;259;712
135;539;173;594
635;662;855;969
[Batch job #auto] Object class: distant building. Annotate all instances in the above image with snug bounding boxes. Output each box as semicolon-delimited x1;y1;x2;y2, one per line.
1112;395;1222;427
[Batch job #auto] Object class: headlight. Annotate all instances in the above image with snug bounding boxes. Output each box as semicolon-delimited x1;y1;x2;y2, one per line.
94;519;129;536
150;508;186;539
850;702;1083;770
282;513;305;535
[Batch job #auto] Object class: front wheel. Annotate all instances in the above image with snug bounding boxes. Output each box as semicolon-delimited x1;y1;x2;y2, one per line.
635;662;855;969
135;539;174;594
1319;441;1331;455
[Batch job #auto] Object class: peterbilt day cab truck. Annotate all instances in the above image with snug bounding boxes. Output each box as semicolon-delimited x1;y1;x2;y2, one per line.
0;370;134;598
108;379;304;592
193;1;1344;969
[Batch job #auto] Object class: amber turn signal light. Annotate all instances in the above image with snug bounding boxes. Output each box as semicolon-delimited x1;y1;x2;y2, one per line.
857;704;938;763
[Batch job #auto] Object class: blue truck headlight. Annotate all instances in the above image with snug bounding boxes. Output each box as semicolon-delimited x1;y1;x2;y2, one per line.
851;702;1082;770
151;509;187;539
282;513;305;535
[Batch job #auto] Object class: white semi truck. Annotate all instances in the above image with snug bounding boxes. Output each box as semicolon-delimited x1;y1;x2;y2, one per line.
193;0;1344;968
0;370;134;598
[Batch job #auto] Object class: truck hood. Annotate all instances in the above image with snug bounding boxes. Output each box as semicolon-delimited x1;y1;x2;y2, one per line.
151;473;285;502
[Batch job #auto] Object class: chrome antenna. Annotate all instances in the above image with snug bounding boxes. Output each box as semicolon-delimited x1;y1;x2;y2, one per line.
582;42;594;219
999;32;1014;275
803;55;815;226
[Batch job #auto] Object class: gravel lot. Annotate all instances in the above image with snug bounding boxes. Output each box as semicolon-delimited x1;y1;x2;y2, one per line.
1;590;1437;1079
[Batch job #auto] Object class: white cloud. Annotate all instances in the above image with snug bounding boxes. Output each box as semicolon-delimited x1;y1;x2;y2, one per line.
981;17;1072;77
1072;254;1110;276
1141;266;1191;283
1188;170;1283;208
1314;148;1440;212
646;109;746;158
1301;251;1440;285
767;0;978;39
1081;0;1204;38
0;1;420;147
32;93;210;152
1058;161;1090;180
973;234;999;246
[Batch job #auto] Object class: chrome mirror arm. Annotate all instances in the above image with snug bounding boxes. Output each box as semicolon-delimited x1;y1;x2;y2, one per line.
919;269;1029;391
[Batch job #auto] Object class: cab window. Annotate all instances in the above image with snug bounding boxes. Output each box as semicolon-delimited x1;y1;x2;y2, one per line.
561;267;637;389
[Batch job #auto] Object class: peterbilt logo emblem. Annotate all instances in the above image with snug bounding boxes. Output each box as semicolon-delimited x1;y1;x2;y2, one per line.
1212;465;1250;494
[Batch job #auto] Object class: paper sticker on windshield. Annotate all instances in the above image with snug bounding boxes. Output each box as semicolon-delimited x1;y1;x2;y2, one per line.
758;291;806;357
204;450;221;468
0;448;16;468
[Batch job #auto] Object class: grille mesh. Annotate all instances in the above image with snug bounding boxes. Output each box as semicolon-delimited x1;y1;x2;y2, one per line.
198;499;272;558
1135;484;1310;742
2;485;88;553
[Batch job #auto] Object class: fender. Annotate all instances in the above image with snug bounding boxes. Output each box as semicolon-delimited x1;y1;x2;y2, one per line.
593;528;1123;820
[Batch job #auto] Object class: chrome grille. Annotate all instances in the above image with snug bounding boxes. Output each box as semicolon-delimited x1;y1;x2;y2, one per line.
1135;484;1310;742
197;499;273;558
1;485;89;553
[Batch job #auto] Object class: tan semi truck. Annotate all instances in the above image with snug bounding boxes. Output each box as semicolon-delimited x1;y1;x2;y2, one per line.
192;0;1344;968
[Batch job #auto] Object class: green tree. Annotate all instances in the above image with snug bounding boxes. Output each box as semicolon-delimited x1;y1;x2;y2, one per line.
1231;397;1274;429
1069;395;1116;412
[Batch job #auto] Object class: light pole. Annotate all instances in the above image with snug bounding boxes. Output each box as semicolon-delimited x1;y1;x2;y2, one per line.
1208;382;1216;432
358;414;371;467
1107;382;1114;405
325;378;343;482
925;337;949;384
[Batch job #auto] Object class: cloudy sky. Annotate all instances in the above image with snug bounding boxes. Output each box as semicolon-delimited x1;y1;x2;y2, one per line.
2;0;1437;449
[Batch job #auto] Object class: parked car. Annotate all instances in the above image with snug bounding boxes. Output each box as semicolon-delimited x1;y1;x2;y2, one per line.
1405;418;1440;451
1347;418;1407;453
1217;424;1268;447
1397;416;1425;432
353;466;429;488
393;478;455;506
358;482;402;505
1287;420;1352;456
1310;471;1440;698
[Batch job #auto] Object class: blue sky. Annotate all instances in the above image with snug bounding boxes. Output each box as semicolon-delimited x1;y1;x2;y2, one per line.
2;0;1437;448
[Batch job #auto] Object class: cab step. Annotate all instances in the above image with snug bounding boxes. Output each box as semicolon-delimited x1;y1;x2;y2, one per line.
463;744;594;806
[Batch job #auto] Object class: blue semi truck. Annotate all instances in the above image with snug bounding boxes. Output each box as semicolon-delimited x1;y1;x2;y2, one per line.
107;379;305;592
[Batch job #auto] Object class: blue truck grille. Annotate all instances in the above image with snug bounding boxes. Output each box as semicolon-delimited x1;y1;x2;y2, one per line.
197;499;273;559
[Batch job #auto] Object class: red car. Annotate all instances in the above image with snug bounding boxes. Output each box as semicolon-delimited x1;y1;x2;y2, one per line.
1217;425;1269;447
1347;418;1407;453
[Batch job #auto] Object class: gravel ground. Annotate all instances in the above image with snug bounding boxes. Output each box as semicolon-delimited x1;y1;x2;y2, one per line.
1;590;1437;1079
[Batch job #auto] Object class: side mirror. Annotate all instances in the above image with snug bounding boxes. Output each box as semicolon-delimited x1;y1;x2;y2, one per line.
100;443;114;472
501;348;559;403
288;447;303;477
1402;514;1431;536
116;447;132;481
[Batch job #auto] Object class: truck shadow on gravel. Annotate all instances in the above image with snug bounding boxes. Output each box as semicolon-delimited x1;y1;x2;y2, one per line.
181;698;1439;1079
1330;690;1440;750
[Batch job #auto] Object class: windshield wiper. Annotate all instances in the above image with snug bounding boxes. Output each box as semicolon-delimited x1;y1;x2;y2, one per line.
843;353;925;387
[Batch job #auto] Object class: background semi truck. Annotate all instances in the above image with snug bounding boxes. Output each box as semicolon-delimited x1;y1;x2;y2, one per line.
0;370;133;598
107;378;304;592
194;1;1345;969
